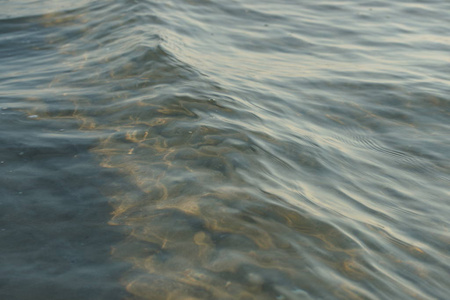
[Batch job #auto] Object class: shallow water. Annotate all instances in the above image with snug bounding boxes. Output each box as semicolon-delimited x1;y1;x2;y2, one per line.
1;0;449;299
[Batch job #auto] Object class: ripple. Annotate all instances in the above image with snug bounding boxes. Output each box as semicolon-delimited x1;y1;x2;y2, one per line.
2;0;450;299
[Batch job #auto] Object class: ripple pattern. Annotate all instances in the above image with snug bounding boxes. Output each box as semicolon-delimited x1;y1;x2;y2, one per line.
1;0;449;299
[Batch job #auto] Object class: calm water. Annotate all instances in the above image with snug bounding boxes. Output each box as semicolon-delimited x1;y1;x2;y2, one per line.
1;0;449;299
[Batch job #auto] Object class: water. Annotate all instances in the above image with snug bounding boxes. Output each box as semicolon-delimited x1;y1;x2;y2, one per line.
1;0;449;299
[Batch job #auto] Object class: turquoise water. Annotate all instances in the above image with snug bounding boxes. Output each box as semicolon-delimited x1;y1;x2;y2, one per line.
1;1;449;299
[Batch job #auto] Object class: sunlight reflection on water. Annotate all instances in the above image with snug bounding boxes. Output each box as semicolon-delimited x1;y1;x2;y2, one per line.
1;0;449;299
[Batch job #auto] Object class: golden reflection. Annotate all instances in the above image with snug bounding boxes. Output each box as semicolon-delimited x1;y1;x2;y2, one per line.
21;5;447;299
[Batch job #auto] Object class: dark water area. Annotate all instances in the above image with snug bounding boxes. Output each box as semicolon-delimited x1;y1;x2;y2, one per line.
1;0;449;299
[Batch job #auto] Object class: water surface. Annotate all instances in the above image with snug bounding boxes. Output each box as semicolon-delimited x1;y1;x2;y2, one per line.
1;0;449;299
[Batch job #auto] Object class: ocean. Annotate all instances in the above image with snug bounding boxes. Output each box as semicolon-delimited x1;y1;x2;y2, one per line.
1;0;449;299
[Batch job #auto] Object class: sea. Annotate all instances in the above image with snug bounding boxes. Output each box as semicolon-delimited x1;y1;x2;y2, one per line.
0;0;449;299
